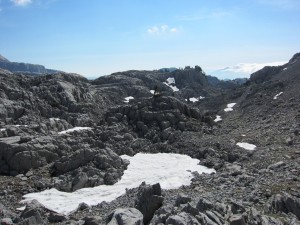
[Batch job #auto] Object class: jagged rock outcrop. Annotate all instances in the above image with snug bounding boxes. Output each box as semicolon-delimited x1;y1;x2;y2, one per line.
135;183;164;224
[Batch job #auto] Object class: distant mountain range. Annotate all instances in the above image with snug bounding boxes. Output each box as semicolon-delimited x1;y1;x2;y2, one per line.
0;54;61;75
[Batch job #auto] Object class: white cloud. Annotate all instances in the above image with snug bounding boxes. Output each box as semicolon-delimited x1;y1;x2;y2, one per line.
11;0;32;6
210;61;287;79
222;61;287;74
147;25;179;35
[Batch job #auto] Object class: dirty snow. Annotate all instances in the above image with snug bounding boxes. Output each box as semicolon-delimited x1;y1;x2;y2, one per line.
58;127;93;135
124;96;134;103
214;115;222;122
21;153;215;215
273;92;283;100
224;103;236;112
236;142;256;151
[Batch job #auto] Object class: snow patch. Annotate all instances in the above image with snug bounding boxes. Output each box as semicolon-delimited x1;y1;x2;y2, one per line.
273;92;283;100
16;206;26;211
189;97;198;103
150;90;155;94
185;96;205;103
283;68;287;70
224;103;236;112
124;96;134;103
163;77;179;92
236;142;256;151
0;128;6;132
214;115;222;122
166;77;175;84
21;153;215;215
58;127;93;135
14;125;28;127
50;118;60;121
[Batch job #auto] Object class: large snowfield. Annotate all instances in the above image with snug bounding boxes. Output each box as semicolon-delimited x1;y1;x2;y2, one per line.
21;153;215;215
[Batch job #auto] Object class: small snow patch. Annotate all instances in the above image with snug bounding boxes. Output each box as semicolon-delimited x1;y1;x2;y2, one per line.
16;206;26;211
50;118;60;121
21;153;215;215
166;77;175;84
224;103;236;112
273;92;283;100
58;127;93;135
214;115;222;122
163;77;179;92
189;97;198;103
14;125;28;127
124;96;134;103
185;96;205;103
283;68;287;70
0;128;6;132
236;142;256;150
150;90;155;94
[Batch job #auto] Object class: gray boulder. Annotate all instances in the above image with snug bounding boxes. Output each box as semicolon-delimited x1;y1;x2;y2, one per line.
135;183;164;224
107;208;144;225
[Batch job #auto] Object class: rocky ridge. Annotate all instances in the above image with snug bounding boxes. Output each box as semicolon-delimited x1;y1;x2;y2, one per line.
0;54;61;75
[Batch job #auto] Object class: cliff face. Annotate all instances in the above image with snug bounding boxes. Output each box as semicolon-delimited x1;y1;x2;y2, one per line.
0;54;60;75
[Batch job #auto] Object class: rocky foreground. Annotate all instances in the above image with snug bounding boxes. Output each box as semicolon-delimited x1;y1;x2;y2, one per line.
0;54;300;224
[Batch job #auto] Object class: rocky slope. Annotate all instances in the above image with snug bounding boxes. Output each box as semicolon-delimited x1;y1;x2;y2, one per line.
0;53;300;224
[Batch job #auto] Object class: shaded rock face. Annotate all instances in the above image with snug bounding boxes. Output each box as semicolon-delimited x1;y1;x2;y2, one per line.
135;183;164;224
0;72;108;128
269;193;300;220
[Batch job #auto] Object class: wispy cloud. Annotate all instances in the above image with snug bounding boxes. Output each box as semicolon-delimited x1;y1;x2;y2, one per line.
147;25;179;35
258;0;300;10
11;0;32;7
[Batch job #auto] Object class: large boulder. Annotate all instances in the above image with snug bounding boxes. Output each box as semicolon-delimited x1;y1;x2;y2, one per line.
135;183;164;224
107;208;144;225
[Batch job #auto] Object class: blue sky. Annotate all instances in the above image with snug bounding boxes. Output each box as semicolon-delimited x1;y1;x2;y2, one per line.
0;0;299;79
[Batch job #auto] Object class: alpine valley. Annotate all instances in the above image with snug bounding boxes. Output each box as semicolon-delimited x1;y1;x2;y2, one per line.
0;53;300;225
